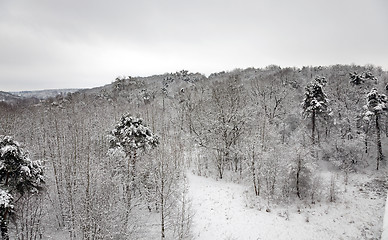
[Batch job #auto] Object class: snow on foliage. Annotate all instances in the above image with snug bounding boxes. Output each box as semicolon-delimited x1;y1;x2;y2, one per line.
0;135;44;238
0;190;13;210
20;165;30;176
0;145;18;158
366;88;387;113
349;71;378;85
0;135;44;194
107;145;126;158
109;114;159;152
302;76;328;115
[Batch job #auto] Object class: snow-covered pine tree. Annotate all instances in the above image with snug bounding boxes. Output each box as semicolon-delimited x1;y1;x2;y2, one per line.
0;136;44;240
349;72;364;85
364;88;387;170
109;114;159;152
302;76;329;145
109;114;159;180
349;71;377;86
108;114;158;228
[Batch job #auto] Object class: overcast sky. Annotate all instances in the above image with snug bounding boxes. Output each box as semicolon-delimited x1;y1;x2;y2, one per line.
1;0;387;91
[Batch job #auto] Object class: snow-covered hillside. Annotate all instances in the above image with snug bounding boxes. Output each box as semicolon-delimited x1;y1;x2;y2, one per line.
1;65;387;239
188;171;385;239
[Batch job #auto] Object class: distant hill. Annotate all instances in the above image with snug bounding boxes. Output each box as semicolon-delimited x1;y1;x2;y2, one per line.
0;91;24;104
11;89;80;100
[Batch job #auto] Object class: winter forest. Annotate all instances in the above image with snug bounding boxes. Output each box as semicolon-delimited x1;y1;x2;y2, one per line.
1;64;388;239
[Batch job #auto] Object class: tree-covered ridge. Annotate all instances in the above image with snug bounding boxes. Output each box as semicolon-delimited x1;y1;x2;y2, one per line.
0;64;387;239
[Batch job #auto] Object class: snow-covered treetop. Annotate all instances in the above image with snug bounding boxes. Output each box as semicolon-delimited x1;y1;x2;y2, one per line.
0;135;44;195
366;88;387;114
0;136;23;169
302;76;328;116
109;114;159;152
349;71;378;85
314;76;327;86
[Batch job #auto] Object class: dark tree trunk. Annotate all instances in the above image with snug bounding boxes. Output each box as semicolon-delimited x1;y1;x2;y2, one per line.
216;150;224;179
296;157;301;199
1;213;9;240
376;114;383;170
160;180;165;240
312;110;316;145
251;150;259;196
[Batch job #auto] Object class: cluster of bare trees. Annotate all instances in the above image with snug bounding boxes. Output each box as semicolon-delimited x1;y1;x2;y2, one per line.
181;65;387;207
0;82;193;239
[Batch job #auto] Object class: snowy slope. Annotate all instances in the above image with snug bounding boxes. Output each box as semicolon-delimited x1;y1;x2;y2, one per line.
188;172;385;240
381;194;388;240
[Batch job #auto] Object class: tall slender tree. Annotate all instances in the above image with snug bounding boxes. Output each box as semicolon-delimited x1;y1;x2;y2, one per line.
108;114;158;228
302;76;329;145
364;88;387;170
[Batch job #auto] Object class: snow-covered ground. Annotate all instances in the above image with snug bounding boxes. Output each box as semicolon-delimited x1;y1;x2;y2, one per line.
188;171;386;240
382;194;388;240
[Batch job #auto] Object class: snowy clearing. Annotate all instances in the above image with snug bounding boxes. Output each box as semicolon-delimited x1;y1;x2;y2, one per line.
188;171;385;240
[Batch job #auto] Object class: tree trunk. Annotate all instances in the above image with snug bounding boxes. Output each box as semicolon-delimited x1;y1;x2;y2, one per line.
251;150;259;196
160;160;165;240
84;135;91;240
53;117;65;227
216;150;224;179
376;114;383;170
262;118;266;150
161;189;165;240
124;154;132;228
311;110;316;145
1;213;9;240
296;156;301;199
131;150;137;189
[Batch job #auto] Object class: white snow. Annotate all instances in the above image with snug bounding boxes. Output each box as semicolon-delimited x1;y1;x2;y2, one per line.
0;145;17;157
382;194;388;240
20;165;31;176
188;172;385;240
0;189;13;208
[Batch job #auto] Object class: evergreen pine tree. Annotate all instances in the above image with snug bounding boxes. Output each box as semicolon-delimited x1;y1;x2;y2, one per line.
108;114;158;226
364;88;387;170
109;114;159;188
349;71;377;86
302;76;329;144
0;136;44;240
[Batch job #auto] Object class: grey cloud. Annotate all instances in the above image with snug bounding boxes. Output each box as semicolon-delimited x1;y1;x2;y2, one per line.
0;0;387;91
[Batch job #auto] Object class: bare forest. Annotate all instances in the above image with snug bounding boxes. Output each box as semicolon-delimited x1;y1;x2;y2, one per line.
1;64;388;239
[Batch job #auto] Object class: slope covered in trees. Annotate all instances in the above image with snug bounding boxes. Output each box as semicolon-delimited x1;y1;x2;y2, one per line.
0;65;387;239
